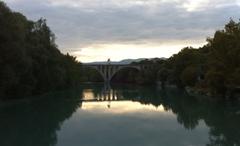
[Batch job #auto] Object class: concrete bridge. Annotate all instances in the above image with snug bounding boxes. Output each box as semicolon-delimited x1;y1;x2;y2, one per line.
82;62;144;82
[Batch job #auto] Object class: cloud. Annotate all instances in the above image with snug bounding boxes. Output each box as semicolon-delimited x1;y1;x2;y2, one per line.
5;0;240;61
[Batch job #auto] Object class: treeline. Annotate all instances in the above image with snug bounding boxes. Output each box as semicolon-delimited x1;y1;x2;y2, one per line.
0;2;84;99
133;19;240;99
159;19;240;99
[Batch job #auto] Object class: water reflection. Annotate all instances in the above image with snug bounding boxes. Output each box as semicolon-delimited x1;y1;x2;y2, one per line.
0;84;240;146
0;88;83;146
81;84;164;113
81;101;166;113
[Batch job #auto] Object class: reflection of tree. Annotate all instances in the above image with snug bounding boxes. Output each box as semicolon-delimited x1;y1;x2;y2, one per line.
160;89;203;130
111;84;163;107
111;84;201;130
107;84;240;146
158;89;240;146
0;88;83;146
204;103;240;146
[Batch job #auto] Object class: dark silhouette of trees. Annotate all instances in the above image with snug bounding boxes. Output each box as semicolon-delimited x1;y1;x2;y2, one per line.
165;19;240;99
0;2;83;99
203;19;240;97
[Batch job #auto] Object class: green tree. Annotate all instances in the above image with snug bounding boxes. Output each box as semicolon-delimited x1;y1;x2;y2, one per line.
181;66;198;87
0;2;83;99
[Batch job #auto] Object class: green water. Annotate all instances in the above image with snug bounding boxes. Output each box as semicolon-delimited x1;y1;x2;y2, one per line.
0;84;240;146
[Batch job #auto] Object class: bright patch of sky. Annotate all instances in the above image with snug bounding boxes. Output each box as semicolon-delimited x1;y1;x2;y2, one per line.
4;0;240;62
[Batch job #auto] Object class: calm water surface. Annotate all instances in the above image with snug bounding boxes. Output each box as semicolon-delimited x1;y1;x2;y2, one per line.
0;84;240;146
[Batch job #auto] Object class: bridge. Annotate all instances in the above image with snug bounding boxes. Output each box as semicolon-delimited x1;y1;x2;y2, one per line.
82;60;144;82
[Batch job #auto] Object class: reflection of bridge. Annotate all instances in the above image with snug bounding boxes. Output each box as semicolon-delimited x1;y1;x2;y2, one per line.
81;86;127;108
82;84;124;102
80;98;128;102
83;63;144;82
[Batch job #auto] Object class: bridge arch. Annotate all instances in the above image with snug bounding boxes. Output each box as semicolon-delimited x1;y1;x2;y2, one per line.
83;66;106;82
109;66;141;82
83;64;141;82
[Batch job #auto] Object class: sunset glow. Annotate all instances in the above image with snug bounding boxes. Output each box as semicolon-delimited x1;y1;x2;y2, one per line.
5;0;240;62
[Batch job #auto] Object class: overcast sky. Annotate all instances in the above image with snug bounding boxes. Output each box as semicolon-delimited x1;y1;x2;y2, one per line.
5;0;240;62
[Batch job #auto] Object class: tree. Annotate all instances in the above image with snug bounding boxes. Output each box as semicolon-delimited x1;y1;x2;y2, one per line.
181;66;198;87
157;68;169;88
0;2;83;99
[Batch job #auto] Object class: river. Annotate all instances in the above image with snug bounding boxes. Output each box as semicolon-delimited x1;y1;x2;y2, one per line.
0;83;240;146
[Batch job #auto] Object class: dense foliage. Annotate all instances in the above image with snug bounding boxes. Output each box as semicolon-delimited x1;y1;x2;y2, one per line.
0;2;83;99
159;19;240;99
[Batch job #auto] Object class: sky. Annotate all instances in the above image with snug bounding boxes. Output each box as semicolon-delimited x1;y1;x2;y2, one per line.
4;0;240;62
